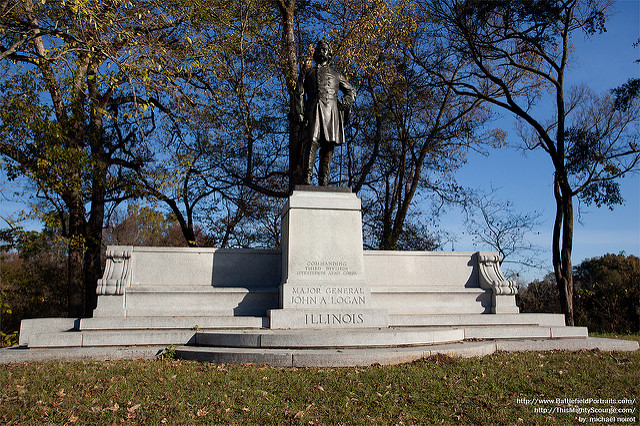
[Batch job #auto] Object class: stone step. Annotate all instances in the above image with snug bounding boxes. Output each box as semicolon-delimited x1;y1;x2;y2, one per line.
26;329;198;348
175;341;496;367
176;337;639;367
0;346;168;364
464;325;588;340
22;323;587;349
123;286;278;317
371;287;491;315
495;337;639;352
193;327;464;349
79;316;267;330
389;313;566;327
3;336;636;366
19;318;79;346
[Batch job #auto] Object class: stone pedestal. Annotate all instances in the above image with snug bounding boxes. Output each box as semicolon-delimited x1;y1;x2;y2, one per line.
268;187;388;329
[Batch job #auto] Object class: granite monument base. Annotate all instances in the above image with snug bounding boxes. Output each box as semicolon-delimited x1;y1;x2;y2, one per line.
12;187;620;366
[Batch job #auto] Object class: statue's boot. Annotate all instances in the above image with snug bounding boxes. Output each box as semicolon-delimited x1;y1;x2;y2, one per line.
317;143;334;186
303;139;319;185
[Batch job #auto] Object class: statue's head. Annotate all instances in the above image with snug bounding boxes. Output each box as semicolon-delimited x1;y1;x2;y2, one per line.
313;40;333;64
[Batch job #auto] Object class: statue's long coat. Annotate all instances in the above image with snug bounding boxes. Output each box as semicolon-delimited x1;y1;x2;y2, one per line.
295;64;356;146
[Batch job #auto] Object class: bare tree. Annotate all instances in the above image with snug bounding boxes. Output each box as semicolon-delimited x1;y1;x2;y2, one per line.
427;0;640;325
463;188;544;275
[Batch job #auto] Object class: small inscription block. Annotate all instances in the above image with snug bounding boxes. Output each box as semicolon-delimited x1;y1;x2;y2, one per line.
280;191;366;285
268;308;388;329
283;283;370;308
296;260;358;277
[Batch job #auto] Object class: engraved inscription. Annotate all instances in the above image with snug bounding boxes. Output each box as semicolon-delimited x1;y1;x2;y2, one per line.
289;286;366;306
305;313;365;325
296;260;357;276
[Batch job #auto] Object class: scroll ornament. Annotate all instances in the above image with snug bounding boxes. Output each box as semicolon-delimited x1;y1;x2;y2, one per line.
97;247;132;295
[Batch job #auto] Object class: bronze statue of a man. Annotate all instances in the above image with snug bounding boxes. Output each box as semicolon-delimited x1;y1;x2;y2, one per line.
294;40;356;186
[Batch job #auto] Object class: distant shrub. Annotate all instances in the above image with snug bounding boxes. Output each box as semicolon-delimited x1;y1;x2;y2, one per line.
573;253;639;333
519;254;639;333
517;274;561;314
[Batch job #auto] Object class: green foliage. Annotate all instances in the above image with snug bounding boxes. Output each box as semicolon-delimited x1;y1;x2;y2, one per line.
1;0;223;315
566;127;624;209
159;345;177;360
1;330;18;347
520;254;640;334
517;274;561;314
0;352;638;423
0;224;65;260
0;290;18;347
613;78;640;111
103;204;188;247
0;227;67;340
574;253;640;334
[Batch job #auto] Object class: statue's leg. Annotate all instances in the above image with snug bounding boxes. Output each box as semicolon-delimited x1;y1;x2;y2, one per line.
303;138;319;185
317;143;335;186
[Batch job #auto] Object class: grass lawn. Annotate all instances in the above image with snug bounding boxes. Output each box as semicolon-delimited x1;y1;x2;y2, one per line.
590;332;640;345
1;348;638;424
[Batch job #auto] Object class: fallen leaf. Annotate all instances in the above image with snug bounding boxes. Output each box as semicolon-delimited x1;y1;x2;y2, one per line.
127;404;141;413
67;414;78;424
56;389;66;397
90;407;101;413
196;408;208;417
106;403;119;412
294;411;304;419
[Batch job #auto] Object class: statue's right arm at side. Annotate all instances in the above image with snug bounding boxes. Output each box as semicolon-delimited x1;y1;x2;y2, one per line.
294;69;306;124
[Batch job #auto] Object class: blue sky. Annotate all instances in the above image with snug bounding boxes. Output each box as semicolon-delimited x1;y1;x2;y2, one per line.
439;0;640;281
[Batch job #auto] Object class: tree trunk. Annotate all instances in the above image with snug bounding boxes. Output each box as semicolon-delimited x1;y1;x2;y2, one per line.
275;0;304;191
379;178;395;250
84;155;107;317
67;189;86;318
552;173;575;326
560;186;575;326
84;71;107;316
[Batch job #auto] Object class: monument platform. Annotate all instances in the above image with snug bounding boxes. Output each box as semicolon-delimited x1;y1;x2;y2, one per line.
10;188;637;366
